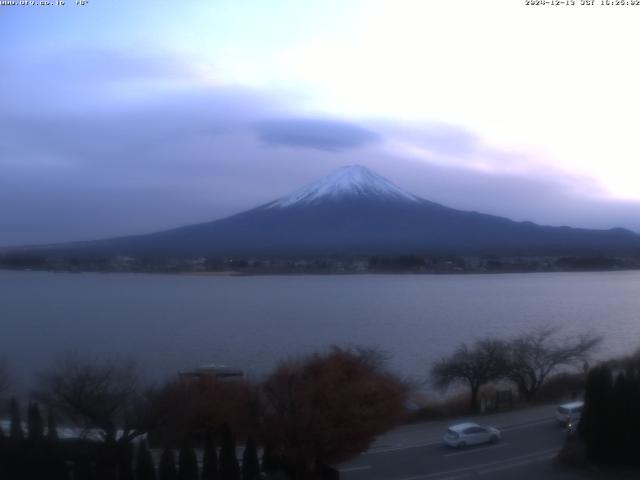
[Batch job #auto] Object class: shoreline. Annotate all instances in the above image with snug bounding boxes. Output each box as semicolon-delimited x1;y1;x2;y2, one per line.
2;266;640;277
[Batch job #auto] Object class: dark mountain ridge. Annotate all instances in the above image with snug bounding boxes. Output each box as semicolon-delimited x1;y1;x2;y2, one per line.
11;165;640;258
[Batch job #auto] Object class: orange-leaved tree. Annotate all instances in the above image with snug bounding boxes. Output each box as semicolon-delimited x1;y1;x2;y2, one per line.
261;346;408;479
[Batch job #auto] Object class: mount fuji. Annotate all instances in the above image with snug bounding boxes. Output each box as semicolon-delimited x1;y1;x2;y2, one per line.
34;165;640;257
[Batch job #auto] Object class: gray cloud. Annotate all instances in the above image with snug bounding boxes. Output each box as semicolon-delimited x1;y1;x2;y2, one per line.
255;118;381;152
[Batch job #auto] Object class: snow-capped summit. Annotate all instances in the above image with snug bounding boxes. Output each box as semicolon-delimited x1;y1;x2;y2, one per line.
269;165;421;208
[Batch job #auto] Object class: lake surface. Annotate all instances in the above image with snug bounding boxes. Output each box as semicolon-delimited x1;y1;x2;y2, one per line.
2;270;640;388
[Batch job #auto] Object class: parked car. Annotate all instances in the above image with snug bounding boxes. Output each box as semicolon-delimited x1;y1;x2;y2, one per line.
443;422;501;448
555;401;584;426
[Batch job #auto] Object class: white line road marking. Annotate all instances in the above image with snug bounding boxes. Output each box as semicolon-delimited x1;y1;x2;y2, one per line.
391;448;559;480
432;474;477;480
443;442;509;457
476;453;556;476
363;440;442;455
501;418;555;431
338;465;372;473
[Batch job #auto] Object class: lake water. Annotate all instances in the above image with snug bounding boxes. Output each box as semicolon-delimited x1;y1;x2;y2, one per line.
2;270;640;388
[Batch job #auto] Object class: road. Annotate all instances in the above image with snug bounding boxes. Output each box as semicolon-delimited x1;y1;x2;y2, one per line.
338;405;572;480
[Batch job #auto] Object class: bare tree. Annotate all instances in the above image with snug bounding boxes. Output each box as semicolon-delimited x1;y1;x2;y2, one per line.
33;353;158;443
261;346;408;479
431;339;510;411
506;326;602;401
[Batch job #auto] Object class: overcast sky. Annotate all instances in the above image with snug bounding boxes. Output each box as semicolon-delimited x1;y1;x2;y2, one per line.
3;0;640;246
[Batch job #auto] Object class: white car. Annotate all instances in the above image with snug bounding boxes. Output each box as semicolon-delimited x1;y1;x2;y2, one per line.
443;422;501;448
555;401;584;426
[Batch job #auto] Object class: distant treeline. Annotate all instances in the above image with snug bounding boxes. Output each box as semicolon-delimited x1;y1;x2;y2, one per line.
2;251;639;274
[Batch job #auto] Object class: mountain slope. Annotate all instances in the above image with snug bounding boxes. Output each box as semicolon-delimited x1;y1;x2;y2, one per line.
31;165;640;257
